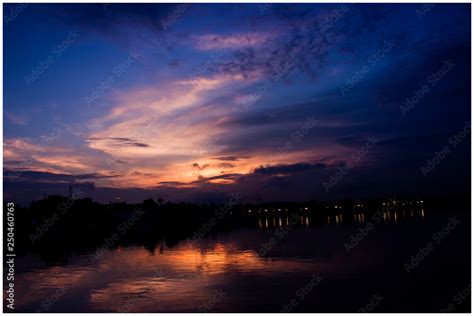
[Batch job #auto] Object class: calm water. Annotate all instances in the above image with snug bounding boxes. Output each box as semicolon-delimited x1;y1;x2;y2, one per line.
9;210;470;312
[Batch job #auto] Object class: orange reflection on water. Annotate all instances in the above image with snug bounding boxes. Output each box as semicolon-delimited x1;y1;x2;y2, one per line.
85;242;319;311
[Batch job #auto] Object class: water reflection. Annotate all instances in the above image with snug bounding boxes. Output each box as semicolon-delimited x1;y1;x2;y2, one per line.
14;239;351;312
257;208;425;229
12;208;438;312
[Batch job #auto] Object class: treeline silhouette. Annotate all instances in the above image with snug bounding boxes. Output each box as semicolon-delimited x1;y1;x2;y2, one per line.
4;193;469;264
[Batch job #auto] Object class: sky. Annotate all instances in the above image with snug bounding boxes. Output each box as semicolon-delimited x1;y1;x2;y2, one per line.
4;3;471;205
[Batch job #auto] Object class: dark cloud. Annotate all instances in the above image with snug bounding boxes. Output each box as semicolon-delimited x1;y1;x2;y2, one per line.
131;170;154;177
253;162;327;176
192;163;209;170
35;3;181;40
217;163;235;168
168;59;182;68
131;142;150;148
157;181;188;187
211;4;389;80
213;156;243;161
4;170;121;183
87;137;151;148
193;173;242;184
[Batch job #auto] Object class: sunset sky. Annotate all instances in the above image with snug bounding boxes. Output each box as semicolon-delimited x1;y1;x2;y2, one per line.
4;3;470;204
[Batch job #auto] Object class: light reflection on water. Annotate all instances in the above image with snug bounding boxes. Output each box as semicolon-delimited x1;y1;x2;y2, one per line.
15;240;344;312
11;209;467;313
256;208;425;230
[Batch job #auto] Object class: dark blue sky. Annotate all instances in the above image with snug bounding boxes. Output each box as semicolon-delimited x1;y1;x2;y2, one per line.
4;3;471;205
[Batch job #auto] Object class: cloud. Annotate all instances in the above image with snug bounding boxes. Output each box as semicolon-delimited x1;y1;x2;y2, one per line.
3;4;470;204
192;32;274;51
213;156;243;161
3;137;122;185
83;72;257;187
192;163;209;170
193;173;242;184
6;112;29;126
253;162;327;176
157;181;188;187
217;163;235;168
206;4;389;80
39;3;184;44
88;137;150;148
4;169;120;183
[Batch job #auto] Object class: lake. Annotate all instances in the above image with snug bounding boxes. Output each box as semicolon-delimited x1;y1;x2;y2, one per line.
8;209;470;312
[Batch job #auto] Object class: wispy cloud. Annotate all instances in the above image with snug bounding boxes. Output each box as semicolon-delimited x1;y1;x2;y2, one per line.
6;112;29;126
192;32;274;51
